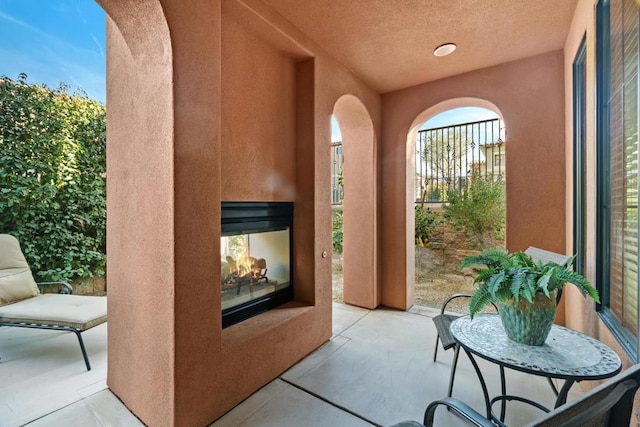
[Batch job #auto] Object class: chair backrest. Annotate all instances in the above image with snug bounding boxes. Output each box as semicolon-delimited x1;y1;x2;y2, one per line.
0;234;40;305
531;364;640;427
0;233;31;270
524;247;571;266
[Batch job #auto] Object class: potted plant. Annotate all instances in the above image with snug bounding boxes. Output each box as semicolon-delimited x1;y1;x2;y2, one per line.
459;247;599;346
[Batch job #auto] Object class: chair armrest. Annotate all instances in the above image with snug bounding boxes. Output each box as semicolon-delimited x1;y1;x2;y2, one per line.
37;281;73;294
423;397;494;427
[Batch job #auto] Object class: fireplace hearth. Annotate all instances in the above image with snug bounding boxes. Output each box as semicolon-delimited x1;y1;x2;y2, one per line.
221;202;293;328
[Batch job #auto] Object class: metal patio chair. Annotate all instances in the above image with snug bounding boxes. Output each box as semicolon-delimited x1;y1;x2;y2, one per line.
390;363;640;427
432;293;497;397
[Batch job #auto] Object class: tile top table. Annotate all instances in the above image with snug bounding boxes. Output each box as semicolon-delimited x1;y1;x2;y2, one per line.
450;314;622;422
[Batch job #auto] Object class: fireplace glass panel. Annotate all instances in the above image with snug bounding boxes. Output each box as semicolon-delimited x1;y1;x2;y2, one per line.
221;228;291;313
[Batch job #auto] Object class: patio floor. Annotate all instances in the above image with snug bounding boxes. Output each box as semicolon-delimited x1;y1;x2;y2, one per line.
0;303;583;426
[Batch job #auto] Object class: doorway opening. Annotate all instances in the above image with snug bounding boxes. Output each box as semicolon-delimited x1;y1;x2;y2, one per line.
410;105;506;311
331;115;345;303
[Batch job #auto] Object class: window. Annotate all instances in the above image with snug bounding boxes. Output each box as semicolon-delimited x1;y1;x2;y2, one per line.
574;37;587;275
596;0;640;360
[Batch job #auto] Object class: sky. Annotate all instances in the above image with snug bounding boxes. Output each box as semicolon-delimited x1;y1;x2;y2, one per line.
331;107;499;142
0;0;106;104
421;107;498;129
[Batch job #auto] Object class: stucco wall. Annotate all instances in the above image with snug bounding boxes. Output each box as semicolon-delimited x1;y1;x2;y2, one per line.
335;96;379;309
221;6;299;201
103;0;381;425
101;0;176;424
381;50;567;310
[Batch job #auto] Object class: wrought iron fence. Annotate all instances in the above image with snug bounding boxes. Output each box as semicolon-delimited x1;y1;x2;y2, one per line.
415;118;505;203
331;141;344;205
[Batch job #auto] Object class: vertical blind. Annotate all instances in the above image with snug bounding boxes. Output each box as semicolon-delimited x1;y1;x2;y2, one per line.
604;0;639;336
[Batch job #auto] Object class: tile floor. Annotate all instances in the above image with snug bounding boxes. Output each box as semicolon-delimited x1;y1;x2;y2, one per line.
0;303;583;426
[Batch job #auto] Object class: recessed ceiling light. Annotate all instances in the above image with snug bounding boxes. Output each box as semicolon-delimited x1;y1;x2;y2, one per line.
434;43;457;57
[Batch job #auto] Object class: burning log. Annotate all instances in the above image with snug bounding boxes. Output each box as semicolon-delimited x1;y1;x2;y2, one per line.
221;255;268;290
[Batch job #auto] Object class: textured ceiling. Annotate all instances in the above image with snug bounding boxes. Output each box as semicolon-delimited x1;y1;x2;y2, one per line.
263;0;579;93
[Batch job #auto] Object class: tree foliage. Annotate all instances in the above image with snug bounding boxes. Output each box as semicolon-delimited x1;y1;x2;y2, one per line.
414;205;442;247
0;74;106;281
443;175;505;244
332;209;343;254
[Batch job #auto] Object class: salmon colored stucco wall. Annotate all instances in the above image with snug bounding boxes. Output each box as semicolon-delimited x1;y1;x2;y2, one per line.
563;0;635;389
334;96;379;309
381;51;567;310
221;9;298;201
101;1;176;424
102;0;380;425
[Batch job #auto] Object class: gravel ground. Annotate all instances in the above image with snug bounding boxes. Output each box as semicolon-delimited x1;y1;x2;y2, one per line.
332;254;477;314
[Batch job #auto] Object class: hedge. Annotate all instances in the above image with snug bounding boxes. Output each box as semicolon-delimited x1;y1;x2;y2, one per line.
0;74;106;282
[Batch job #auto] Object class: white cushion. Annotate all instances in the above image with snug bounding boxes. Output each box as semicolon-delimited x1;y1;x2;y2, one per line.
0;294;107;330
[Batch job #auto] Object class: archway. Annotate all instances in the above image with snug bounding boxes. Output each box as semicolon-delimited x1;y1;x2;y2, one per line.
333;95;378;308
407;98;506;309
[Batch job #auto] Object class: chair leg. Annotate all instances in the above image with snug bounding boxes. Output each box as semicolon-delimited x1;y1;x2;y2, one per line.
447;345;461;397
433;334;440;362
70;329;91;371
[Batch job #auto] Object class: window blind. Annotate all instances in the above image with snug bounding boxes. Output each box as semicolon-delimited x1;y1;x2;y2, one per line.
605;0;639;335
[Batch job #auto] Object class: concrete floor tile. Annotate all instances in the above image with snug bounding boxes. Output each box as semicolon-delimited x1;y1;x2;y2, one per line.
332;302;370;337
24;390;143;427
283;335;350;382
211;379;373;427
0;324;108;427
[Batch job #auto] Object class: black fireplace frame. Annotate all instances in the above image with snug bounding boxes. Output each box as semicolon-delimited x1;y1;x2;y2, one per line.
221;201;293;328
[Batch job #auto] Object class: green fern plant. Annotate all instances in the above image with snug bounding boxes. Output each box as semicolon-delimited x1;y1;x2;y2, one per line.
460;247;599;318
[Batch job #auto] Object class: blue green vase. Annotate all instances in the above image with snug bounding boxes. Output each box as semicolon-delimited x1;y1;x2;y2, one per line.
498;291;557;346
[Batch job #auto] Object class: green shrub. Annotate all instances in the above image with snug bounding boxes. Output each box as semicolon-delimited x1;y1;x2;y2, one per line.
332;209;343;254
443;175;505;244
0;74;106;281
415;205;442;246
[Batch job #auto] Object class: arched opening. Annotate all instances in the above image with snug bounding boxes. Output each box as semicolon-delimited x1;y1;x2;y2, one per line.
331;115;345;303
333;95;378;309
0;1;107;292
408;99;507;311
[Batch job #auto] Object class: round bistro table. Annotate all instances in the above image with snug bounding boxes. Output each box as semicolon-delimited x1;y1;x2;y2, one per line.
450;314;622;424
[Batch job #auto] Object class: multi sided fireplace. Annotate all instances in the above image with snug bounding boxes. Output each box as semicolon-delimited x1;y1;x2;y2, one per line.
221;202;293;328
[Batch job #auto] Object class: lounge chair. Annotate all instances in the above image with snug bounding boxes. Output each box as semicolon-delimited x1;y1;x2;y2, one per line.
0;234;107;371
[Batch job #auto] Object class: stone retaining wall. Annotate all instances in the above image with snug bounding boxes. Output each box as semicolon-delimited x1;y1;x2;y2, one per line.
416;222;504;275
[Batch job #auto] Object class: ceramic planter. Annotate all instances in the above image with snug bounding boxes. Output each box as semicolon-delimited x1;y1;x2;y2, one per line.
498;291;557;346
